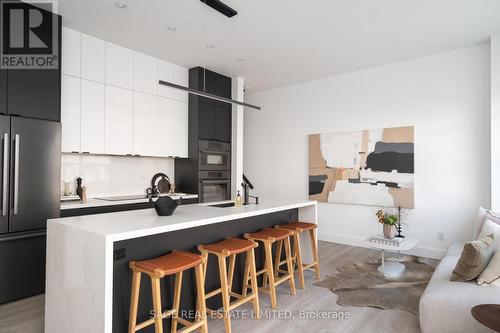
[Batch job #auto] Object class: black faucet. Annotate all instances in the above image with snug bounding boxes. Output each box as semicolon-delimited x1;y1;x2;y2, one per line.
242;174;259;205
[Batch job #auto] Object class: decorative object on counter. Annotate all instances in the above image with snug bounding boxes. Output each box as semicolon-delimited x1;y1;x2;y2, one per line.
61;181;65;196
309;126;414;208
60;195;81;202
81;186;87;203
147;173;171;197
149;195;179;216
64;181;75;196
76;177;83;199
235;191;242;207
376;209;398;239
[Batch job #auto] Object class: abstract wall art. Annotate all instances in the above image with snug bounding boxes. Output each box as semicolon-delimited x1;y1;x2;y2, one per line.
309;126;414;208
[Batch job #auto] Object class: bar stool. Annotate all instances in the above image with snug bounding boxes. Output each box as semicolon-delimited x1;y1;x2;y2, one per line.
128;251;208;333
198;238;260;333
277;222;320;289
244;228;296;309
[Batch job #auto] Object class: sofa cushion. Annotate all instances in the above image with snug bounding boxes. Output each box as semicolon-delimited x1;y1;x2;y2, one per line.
420;242;500;333
478;249;500;285
450;235;494;282
479;219;500;249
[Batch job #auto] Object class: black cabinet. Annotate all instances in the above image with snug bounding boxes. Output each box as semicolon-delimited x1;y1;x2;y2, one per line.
2;3;61;122
7;68;61;121
215;106;231;142
198;99;216;140
190;67;232;143
0;69;6;114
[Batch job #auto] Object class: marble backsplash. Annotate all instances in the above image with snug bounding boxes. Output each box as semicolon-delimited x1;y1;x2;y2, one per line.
61;154;175;198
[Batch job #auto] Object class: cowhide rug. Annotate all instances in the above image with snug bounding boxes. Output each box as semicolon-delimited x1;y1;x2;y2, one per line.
313;255;435;314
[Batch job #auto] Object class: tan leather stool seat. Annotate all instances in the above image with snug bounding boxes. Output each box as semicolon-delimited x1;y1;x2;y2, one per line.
132;251;202;277
247;228;292;241
279;221;317;232
201;237;257;255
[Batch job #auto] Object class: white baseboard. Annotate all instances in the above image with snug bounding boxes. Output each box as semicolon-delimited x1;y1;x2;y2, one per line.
318;232;446;260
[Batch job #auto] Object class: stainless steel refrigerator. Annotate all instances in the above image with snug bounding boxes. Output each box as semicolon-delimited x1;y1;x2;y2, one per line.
0;115;61;303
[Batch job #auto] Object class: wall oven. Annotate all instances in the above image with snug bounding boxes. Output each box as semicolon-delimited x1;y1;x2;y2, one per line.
199;140;231;171
199;171;231;203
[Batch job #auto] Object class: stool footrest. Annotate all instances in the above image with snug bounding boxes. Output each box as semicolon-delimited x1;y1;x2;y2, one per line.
229;294;257;311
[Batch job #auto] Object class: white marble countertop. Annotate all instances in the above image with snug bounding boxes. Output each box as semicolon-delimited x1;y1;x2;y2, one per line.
60;194;198;210
50;199;317;242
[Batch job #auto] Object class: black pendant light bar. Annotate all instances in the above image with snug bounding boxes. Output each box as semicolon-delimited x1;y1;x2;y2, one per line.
200;0;237;18
158;80;262;110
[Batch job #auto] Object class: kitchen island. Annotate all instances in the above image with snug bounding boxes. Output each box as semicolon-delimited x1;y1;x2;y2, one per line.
45;199;317;333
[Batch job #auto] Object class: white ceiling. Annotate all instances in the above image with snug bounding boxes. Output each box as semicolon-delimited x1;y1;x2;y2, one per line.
59;0;500;93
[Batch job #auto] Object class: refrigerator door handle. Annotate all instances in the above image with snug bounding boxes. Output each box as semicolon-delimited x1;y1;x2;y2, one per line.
2;133;8;216
13;134;19;216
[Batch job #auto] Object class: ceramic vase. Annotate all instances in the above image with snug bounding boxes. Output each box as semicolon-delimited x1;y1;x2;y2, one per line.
383;224;396;239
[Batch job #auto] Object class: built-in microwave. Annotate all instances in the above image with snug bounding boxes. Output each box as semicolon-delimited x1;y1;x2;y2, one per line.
199;140;231;171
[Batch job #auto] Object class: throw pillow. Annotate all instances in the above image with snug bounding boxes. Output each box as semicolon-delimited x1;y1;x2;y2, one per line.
487;211;500;225
478;250;500;285
450;234;495;282
473;207;500;240
473;207;490;240
478;219;500;249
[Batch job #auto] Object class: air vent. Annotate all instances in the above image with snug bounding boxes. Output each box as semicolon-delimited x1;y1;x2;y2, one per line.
200;0;237;18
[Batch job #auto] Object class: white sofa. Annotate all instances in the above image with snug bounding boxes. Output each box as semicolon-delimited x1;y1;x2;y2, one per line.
419;243;500;333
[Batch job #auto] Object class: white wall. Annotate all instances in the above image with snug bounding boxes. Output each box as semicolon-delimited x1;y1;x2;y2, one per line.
61;154;174;198
245;44;491;259
492;35;500;211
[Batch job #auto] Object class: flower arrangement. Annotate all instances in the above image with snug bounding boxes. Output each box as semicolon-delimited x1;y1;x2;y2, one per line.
376;209;399;226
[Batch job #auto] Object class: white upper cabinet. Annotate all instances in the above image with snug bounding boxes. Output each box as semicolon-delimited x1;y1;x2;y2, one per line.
62;27;81;77
157;97;174;157
61;75;81;153
173;101;189;157
157;60;174;99
173;64;189;102
105;86;133;155
134;52;158;95
81;34;105;83
105;42;133;89
81;80;105;154
133;92;158;157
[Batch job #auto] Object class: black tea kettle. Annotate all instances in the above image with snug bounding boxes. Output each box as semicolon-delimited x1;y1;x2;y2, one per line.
149;196;179;216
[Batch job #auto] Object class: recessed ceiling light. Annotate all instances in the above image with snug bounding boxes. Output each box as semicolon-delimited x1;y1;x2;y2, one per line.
206;44;215;49
166;26;178;32
114;2;126;8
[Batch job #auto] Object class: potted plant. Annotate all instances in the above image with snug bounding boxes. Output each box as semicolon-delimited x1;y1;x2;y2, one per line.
376;210;398;239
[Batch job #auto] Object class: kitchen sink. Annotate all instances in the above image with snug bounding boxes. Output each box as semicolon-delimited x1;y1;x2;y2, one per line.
209;202;236;208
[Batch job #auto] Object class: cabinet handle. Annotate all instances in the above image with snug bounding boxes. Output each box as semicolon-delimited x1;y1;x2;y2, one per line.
13;134;19;216
2;133;8;216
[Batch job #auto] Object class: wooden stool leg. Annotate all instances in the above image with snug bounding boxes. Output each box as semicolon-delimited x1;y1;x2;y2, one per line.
217;255;232;333
151;277;164;333
264;241;277;309
242;253;250;297
309;228;321;280
227;254;236;293
293;232;306;289
247;248;260;319
195;264;208;333
128;271;141;333
274;239;283;277
171;271;183;333
284;237;296;296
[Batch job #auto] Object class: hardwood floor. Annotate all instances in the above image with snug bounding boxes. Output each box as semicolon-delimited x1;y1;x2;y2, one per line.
0;241;436;333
